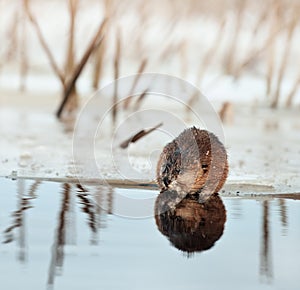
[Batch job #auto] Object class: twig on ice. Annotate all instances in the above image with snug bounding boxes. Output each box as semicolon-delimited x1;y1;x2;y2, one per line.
120;122;163;149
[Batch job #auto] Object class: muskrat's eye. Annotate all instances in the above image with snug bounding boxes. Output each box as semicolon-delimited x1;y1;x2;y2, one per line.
162;162;171;174
169;148;180;164
163;177;170;187
174;148;181;158
202;164;208;173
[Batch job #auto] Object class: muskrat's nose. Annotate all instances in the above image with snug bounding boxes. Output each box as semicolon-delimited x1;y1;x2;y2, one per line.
156;127;228;199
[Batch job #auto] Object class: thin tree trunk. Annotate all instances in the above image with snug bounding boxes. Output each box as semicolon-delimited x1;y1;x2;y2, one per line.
271;16;297;108
112;28;121;127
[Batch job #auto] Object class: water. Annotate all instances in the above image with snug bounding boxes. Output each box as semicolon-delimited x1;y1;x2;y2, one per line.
0;178;299;290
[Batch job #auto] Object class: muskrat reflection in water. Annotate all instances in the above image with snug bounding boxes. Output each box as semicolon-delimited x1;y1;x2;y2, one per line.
156;127;228;201
155;191;226;254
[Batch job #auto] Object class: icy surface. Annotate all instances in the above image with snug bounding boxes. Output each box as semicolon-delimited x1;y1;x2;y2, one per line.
1;90;299;195
0;0;299;194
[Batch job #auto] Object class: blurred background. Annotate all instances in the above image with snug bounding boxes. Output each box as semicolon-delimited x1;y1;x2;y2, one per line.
0;0;300;114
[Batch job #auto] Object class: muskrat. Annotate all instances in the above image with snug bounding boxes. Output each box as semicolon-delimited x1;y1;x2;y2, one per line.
154;190;226;254
156;127;228;201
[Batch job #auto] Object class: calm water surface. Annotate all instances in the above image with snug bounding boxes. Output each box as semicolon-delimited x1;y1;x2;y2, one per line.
0;178;299;290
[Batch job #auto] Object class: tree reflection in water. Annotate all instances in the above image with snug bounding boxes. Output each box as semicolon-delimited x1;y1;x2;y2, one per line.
2;181;113;289
3;180;41;262
1;179;295;288
47;183;71;286
260;200;273;283
47;183;113;288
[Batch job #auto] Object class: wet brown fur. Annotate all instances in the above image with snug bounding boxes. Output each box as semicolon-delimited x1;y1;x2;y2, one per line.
156;127;228;198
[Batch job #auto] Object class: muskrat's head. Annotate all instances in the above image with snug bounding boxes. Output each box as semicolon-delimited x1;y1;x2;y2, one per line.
156;141;182;191
156;127;228;199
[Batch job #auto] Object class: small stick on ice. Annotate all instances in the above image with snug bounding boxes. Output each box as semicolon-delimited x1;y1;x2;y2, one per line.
120;122;163;149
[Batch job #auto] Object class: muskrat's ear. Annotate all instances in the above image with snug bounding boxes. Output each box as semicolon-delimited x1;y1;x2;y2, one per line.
198;192;212;203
